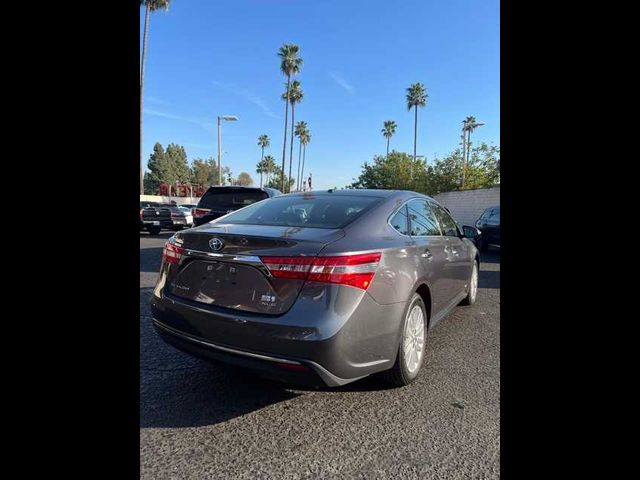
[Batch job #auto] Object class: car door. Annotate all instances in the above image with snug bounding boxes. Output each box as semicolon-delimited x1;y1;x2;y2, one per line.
486;207;500;244
405;199;453;316
429;201;473;300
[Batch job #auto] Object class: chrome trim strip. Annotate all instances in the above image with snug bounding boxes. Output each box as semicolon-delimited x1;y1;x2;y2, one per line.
182;249;272;277
153;319;301;365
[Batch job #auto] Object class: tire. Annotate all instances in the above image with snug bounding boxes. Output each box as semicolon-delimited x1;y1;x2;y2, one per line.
460;261;479;306
381;293;427;387
148;226;161;235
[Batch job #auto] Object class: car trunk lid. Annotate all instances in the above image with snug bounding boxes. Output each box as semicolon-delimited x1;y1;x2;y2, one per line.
165;224;344;314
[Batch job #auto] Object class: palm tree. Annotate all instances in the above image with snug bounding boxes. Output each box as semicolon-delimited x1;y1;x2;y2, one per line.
140;0;170;194
255;159;265;187
461;116;477;188
294;121;308;191
406;82;428;178
282;80;303;193
257;134;270;187
277;44;303;192
381;120;397;159
262;155;276;186
300;129;311;191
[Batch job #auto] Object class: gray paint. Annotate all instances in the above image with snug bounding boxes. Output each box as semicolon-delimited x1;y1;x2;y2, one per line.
151;189;478;385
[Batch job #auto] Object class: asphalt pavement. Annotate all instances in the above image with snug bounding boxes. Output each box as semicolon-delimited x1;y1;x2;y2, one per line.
140;230;500;479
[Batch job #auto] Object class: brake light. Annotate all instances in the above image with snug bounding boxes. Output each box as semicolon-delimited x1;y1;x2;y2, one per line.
194;208;210;217
162;240;184;264
260;252;381;290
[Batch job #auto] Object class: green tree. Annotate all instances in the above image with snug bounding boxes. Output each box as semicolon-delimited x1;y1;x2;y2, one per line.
283;80;303;192
265;164;294;191
145;142;168;194
381;120;397;159
164;143;190;184
191;157;219;187
236;172;254;186
262;155;277;185
140;0;171;194
294;120;308;191
406;82;428;176
277;44;303;192
257;134;270;187
350;144;500;195
350;151;428;191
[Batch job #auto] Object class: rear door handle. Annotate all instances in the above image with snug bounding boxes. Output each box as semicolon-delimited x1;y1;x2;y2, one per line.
421;249;433;260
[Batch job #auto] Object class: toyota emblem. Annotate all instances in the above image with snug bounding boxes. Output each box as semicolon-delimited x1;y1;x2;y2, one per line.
209;238;224;251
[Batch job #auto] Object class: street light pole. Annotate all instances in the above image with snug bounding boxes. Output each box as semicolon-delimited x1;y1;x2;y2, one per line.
217;115;238;186
217;117;222;185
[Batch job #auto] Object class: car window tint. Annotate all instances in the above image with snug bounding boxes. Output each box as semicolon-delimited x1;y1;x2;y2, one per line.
199;189;269;209
219;194;381;229
389;206;410;235
407;199;441;236
430;202;459;237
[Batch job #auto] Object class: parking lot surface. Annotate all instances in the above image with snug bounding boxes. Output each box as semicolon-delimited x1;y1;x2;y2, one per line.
140;231;500;479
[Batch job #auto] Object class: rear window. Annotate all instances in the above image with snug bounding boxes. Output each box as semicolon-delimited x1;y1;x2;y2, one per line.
216;195;382;229
199;188;268;209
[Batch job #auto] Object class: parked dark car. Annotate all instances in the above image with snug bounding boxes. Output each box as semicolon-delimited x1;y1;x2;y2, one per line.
140;201;162;232
475;205;500;251
141;203;172;235
192;186;281;227
151;189;481;387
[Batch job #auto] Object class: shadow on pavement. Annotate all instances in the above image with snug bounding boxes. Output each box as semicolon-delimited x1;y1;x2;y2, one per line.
479;270;500;289
140;287;300;428
140;247;163;273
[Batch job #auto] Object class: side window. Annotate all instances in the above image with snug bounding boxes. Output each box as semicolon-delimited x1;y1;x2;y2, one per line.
430;202;459;237
407;199;441;236
389;205;410;235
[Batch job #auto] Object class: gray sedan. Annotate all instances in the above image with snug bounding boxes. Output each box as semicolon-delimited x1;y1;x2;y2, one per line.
150;189;480;387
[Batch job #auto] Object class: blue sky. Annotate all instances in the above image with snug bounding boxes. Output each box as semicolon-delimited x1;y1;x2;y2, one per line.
141;0;499;190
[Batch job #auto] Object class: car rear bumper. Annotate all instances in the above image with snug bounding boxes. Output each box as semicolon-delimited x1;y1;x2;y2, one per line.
142;219;173;229
150;287;406;387
153;319;352;387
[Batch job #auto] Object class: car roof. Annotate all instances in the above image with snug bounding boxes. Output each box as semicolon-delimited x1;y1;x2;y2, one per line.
283;189;431;200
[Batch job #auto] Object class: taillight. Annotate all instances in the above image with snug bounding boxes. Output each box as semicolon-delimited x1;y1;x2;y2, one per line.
140;209;143;219
194;208;210;217
260;252;381;290
162;239;184;264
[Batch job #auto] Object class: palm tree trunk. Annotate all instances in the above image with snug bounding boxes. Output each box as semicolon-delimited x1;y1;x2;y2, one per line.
296;139;303;191
301;144;306;191
466;129;472;170
461;129;466;189
288;104;295;193
260;146;264;187
281;75;290;192
412;106;418;179
140;3;151;195
386;137;390;159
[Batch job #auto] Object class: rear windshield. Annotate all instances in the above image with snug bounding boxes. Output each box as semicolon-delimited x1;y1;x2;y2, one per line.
199;188;268;209
216;195;382;229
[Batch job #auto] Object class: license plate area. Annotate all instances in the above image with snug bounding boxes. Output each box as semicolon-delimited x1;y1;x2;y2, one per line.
168;260;301;314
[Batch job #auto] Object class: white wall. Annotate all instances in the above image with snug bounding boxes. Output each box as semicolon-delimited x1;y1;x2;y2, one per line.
140;195;201;205
433;186;500;227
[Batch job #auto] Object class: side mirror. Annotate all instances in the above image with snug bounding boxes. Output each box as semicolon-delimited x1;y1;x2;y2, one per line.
462;225;481;239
